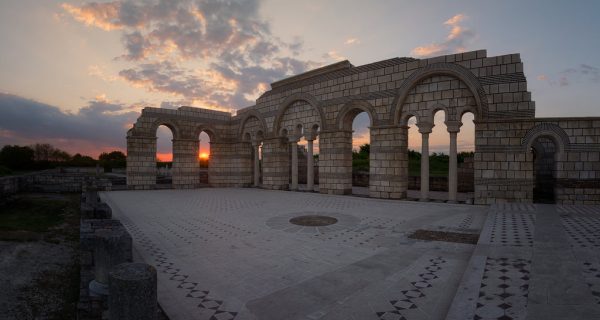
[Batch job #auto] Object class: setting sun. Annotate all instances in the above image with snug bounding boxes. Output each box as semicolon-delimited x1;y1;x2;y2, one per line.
199;152;209;160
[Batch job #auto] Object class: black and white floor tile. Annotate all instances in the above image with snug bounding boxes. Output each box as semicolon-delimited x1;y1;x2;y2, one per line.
582;261;600;305
120;216;238;320
473;257;531;320
487;213;535;247
376;257;448;320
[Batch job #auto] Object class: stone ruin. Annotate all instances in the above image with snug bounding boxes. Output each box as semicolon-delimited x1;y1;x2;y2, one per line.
126;50;600;205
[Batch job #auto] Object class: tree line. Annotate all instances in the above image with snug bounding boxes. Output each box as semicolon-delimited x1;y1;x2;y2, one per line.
353;143;474;175
0;144;126;174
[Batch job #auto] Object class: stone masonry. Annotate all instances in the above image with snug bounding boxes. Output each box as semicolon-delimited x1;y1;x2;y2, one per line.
126;50;600;205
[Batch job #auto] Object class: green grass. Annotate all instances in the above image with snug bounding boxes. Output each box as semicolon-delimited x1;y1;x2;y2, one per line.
0;197;70;232
357;157;450;177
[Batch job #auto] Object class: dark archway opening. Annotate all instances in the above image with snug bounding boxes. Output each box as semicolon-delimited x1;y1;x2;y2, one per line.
532;137;557;203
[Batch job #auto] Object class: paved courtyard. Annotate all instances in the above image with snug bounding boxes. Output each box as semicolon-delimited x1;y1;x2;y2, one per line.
101;189;487;320
101;189;600;320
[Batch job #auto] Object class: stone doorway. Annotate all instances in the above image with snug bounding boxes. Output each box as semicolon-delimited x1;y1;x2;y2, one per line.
532;136;557;203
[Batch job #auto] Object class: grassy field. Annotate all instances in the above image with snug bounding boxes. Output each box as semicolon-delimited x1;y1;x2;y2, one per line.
0;194;80;319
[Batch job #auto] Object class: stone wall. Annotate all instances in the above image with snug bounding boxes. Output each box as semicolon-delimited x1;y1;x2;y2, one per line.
127;49;600;204
0;170;111;202
475;118;600;204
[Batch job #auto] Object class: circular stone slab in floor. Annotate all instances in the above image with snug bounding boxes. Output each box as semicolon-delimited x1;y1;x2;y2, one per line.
289;215;338;227
266;211;360;233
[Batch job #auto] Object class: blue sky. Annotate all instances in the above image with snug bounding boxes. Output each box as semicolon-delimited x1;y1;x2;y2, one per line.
0;0;599;158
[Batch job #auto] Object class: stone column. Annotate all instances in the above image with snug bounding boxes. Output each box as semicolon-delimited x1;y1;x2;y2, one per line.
172;138;200;188
109;262;157;320
208;142;253;187
252;141;260;187
290;137;300;191
306;135;315;192
369;126;406;199
446;121;462;203
418;122;433;201
89;228;132;296
318;130;353;195
261;137;290;190
126;135;157;189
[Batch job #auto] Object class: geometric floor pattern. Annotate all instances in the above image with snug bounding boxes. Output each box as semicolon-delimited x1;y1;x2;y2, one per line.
487;212;535;247
118;214;238;320
101;188;488;320
376;257;448;320
474;257;531;320
582;261;600;305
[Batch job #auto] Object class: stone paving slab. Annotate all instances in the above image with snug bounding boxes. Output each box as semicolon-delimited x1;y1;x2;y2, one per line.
446;204;600;320
100;188;487;320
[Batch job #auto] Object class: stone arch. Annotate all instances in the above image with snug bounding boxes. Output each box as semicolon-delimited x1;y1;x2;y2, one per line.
428;103;450;123
336;100;376;130
399;112;420;126
193;124;218;142
150;119;180;139
238;110;267;139
391;63;488;124
522;123;569;153
273;92;326;135
456;105;479;121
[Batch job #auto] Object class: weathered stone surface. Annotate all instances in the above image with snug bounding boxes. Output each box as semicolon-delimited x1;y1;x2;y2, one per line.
108;262;157;320
89;227;132;296
126;50;600;204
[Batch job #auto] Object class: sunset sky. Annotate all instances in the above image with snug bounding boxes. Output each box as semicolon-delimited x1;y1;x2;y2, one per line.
1;0;599;161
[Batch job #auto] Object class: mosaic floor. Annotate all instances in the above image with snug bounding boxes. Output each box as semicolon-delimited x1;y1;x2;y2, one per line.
101;188;487;320
101;189;600;320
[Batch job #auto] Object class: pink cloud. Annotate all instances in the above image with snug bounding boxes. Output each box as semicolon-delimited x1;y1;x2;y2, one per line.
411;14;475;58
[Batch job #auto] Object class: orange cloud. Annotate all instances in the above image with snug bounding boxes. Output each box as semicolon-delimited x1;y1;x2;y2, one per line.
61;2;122;31
411;14;474;58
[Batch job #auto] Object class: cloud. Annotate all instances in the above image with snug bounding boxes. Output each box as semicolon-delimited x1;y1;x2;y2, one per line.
88;65;118;82
345;38;360;45
63;0;318;110
322;50;346;62
538;64;600;87
411;13;475;58
0;93;140;157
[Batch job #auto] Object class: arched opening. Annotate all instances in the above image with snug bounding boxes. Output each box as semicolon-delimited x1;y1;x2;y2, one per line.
458;112;476;202
351;112;371;196
531;136;558;203
156;125;174;185
252;131;264;187
198;131;212;186
407;116;421;197
423;110;448;201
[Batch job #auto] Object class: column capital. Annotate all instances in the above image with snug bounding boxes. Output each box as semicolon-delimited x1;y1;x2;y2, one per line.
417;121;434;134
445;121;463;133
304;133;318;141
288;135;301;143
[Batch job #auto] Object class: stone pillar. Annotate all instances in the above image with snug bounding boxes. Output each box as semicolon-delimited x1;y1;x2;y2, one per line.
209;142;253;187
306;137;315;192
126;135;157;189
253;141;260;187
369;126;407;199
109;262;157;320
290;137;300;191
418;122;433;201
318;130;353;195
446;121;462;203
262;137;290;190
172;138;200;189
89;228;132;296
